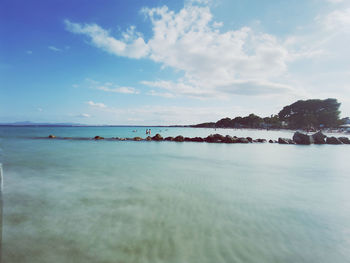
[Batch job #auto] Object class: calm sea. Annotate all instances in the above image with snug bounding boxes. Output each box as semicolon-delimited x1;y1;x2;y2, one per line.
0;126;349;263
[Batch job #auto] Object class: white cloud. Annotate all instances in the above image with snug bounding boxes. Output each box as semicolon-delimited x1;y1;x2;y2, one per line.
78;113;91;118
97;86;140;94
322;8;350;31
65;2;350;108
87;101;107;108
64;20;149;59
326;0;344;3
48;46;62;52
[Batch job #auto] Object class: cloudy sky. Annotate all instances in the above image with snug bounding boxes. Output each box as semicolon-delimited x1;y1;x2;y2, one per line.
1;0;349;125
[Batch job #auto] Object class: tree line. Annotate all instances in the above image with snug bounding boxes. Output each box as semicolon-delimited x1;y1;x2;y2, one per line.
192;98;347;130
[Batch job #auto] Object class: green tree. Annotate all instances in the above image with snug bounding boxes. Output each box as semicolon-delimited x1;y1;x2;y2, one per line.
278;98;341;129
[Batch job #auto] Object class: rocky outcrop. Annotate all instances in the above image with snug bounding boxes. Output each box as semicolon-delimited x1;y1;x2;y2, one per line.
191;137;205;142
48;134;56;138
293;131;314;145
94;136;104;140
312;131;326;144
164;137;174;141
326;137;342;144
255;139;267;143
174;135;184;142
223;135;236;143
246;137;253;143
237;137;249;143
338;137;350;144
146;136;152;141
152;134;163;141
278;138;295;144
133;137;143;141
205;134;225;143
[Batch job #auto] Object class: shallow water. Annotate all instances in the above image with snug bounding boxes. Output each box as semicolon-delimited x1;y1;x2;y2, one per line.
0;127;350;263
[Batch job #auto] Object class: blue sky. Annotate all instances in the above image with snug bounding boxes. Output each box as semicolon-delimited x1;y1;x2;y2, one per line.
1;0;349;125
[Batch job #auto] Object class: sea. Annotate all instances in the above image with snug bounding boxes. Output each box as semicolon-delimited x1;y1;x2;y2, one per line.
0;126;349;263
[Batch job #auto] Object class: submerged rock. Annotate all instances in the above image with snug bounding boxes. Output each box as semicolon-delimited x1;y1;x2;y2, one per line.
174;135;184;142
293;131;314;145
326;137;342;144
338;137;350;144
152;134;163;141
312;131;326;144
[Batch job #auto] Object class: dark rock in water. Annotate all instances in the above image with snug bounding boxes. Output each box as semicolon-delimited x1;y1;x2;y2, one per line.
256;138;267;143
278;138;293;144
246;137;253;143
326;137;342;144
223;135;236;143
152;134;163;141
312;131;326;144
237;137;249;143
94;136;104;140
48;134;56;138
63;137;72;140
191;137;205;142
293;131;314;145
146;136;152;141
133;137;143;141
206;134;225;143
164;137;174;141
338;137;350;144
184;137;192;142
174;135;184;142
269;139;274;143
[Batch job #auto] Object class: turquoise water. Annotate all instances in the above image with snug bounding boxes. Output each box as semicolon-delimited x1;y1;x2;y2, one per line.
0;127;350;263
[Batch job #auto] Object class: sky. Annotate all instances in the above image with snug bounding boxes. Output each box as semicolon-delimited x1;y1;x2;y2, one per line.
1;0;350;125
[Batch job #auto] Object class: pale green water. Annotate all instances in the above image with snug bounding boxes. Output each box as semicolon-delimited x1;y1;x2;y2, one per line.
0;127;350;263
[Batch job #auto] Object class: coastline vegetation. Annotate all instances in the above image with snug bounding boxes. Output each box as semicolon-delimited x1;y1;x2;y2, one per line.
192;98;348;130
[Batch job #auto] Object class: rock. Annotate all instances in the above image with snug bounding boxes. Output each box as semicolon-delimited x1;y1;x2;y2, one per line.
48;134;56;138
256;138;267;143
152;134;163;141
94;136;104;140
191;137;205;142
164;137;174;141
326;137;342;144
133;137;143;141
223;135;236;143
236;137;249;143
293;131;314;145
338;137;350;144
312;131;326;144
63;137;72;140
278;138;291;144
146;136;152;141
269;139;274;143
246;137;253;143
205;134;225;143
174;135;184;142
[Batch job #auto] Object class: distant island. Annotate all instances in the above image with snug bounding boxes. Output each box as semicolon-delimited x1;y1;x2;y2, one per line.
191;98;350;131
